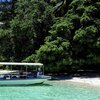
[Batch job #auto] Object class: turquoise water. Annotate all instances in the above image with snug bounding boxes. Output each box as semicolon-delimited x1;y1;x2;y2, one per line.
0;81;100;100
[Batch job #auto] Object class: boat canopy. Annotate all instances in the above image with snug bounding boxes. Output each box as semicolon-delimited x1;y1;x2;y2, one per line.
0;62;43;66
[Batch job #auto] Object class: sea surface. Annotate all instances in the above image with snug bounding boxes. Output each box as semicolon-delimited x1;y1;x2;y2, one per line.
0;81;100;100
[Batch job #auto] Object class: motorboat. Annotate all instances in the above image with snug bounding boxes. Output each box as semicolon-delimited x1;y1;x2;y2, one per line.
0;62;51;86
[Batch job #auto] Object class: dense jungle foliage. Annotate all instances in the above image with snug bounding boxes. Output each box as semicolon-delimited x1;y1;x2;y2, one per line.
0;0;100;73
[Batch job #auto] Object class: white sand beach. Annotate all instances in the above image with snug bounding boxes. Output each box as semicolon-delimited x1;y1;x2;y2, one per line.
65;77;100;86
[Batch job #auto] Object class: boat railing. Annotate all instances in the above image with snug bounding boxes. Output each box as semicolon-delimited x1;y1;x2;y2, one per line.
0;73;35;80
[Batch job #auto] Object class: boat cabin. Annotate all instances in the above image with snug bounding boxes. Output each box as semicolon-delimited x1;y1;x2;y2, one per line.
0;62;44;80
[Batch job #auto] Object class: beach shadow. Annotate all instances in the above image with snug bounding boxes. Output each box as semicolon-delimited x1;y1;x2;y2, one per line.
68;70;100;79
49;75;72;81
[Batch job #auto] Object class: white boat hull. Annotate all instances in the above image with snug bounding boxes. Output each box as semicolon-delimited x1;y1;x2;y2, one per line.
0;78;47;86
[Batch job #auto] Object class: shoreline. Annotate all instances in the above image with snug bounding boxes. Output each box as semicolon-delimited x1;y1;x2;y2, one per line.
0;70;100;86
61;77;100;86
